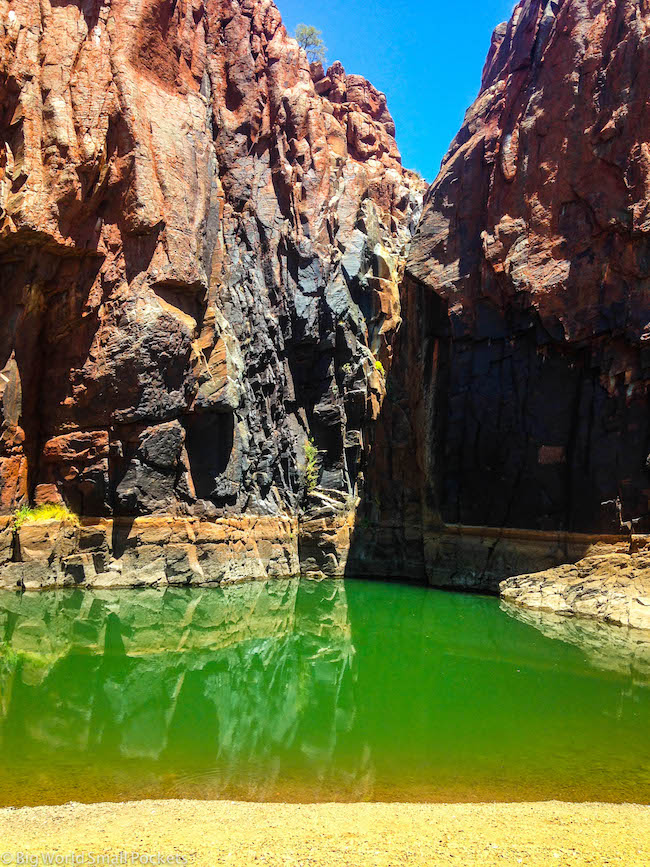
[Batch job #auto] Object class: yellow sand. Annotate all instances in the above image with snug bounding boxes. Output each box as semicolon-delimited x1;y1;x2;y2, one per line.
0;799;648;866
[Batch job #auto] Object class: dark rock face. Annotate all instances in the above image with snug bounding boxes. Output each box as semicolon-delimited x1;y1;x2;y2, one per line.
392;0;650;538
0;0;423;520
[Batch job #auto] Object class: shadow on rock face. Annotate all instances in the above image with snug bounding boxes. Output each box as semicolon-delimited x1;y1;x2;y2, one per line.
184;412;236;504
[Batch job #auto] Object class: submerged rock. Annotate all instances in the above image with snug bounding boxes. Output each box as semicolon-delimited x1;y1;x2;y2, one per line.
501;598;650;682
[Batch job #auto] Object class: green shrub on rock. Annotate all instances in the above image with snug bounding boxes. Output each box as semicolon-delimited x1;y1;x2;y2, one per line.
304;438;320;493
13;503;80;530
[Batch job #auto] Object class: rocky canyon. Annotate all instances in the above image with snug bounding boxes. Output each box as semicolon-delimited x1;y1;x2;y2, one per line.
0;0;648;604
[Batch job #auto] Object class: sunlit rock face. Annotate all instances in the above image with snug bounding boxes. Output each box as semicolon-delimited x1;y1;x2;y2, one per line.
1;0;646;590
370;0;649;550
501;546;650;630
0;0;423;520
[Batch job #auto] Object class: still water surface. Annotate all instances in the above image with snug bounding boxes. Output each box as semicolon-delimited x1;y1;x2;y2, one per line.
0;578;649;806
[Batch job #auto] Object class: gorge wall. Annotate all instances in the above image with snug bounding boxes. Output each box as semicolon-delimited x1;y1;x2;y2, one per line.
0;0;648;591
415;0;650;534
355;0;650;581
0;0;422;523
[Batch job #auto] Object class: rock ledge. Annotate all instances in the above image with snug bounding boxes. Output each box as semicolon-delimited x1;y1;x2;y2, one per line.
501;544;650;631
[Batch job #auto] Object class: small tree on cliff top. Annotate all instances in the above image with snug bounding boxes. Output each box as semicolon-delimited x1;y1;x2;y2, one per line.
295;24;327;65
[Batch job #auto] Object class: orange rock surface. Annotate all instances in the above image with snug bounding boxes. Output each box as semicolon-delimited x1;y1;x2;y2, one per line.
0;0;423;520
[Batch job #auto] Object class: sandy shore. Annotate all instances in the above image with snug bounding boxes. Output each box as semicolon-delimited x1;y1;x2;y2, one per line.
0;800;648;866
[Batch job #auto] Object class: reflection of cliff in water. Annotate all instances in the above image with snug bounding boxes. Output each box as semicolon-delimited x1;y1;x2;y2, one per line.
0;581;358;804
1;581;650;807
500;600;650;684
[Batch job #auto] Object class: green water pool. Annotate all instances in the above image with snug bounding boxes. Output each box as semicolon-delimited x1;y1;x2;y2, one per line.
0;578;648;806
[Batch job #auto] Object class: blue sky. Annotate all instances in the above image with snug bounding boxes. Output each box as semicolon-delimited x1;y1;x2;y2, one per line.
277;0;516;180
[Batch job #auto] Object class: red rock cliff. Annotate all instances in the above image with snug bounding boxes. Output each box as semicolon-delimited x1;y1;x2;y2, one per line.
0;0;423;519
366;0;649;557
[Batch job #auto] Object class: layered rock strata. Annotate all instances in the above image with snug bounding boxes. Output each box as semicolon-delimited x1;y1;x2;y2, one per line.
1;513;642;593
0;514;298;590
0;0;423;523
